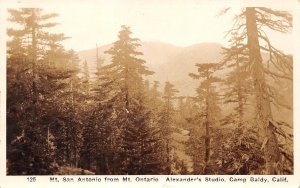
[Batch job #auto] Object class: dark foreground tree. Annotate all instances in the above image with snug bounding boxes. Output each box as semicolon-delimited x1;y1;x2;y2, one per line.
92;25;163;174
220;7;293;174
7;8;79;175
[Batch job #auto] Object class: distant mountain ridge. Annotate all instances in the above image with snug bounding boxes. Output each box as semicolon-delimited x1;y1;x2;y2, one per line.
77;41;223;96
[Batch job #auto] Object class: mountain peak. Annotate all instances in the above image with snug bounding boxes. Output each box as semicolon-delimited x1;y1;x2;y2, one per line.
184;42;222;48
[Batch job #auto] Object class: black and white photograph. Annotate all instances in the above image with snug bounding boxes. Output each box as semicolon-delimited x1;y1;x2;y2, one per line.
1;0;297;181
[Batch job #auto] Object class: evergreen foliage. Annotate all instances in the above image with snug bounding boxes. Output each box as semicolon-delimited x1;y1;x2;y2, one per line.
6;7;293;175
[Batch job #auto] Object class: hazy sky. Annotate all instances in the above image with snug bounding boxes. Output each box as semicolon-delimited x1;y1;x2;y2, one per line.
4;0;294;53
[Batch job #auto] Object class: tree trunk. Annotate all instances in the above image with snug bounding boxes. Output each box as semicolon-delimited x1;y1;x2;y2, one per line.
96;154;110;175
166;139;171;174
204;121;210;174
203;70;210;174
236;58;243;127
245;7;280;174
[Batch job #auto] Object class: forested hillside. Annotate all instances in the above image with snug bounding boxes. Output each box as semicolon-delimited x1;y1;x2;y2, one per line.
6;7;293;175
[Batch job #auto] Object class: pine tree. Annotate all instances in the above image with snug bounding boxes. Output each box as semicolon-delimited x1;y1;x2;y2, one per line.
220;33;252;126
102;25;162;174
189;63;221;174
7;8;59;174
158;81;178;174
220;7;292;174
83;54;118;174
147;81;162;124
104;25;154;110
80;56;114;174
51;50;85;168
93;58;113;173
120;102;162;174
7;8;80;174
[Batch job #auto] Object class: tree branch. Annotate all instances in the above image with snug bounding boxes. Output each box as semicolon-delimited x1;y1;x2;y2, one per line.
264;68;292;81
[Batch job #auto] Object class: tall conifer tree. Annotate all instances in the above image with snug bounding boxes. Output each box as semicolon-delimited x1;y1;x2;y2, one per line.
220;7;292;174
